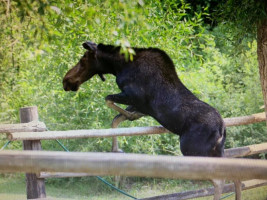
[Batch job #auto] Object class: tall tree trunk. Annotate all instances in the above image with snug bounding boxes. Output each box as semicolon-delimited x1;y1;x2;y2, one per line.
257;18;267;126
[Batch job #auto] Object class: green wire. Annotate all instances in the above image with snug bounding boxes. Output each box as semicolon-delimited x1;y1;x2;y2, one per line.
55;139;70;152
55;139;137;199
220;192;235;199
0;140;11;151
96;176;137;199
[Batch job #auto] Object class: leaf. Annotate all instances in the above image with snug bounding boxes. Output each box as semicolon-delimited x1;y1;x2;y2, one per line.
138;0;144;7
50;6;61;15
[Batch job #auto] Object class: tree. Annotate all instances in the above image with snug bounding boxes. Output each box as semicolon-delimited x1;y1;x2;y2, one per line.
174;0;267;125
257;17;267;125
213;1;267;125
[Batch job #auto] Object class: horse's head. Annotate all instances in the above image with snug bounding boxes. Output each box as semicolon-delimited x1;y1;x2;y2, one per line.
63;41;105;91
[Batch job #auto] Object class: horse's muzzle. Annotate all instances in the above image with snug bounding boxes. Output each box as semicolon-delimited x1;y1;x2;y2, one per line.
63;79;79;91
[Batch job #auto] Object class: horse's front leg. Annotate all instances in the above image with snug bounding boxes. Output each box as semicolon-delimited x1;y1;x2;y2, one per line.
105;93;145;121
212;179;225;200
234;180;242;200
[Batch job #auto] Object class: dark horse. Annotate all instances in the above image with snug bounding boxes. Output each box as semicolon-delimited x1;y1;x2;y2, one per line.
63;41;226;157
63;41;227;199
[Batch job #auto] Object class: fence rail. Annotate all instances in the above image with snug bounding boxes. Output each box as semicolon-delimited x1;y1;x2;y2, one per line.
6;112;267;141
141;179;267;200
0;150;267;181
0;121;46;133
7;126;167;141
32;142;267;179
224;142;267;157
223;112;266;126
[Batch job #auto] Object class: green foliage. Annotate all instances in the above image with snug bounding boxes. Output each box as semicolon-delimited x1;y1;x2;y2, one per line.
0;0;266;155
212;0;267;54
217;0;267;33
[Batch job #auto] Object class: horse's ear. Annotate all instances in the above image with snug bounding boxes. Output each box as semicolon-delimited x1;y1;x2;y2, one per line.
82;41;97;52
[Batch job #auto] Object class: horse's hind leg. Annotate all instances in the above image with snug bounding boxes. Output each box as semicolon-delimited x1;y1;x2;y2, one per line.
110;105;145;153
212;179;225;200
111;113;127;129
234;180;242;200
109;105;145;187
111;114;128;187
111;114;127;152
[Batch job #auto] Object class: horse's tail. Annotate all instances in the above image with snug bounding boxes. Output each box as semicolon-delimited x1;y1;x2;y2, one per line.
213;126;226;157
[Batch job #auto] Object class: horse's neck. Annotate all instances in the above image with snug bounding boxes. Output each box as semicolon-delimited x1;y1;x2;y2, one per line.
96;51;125;76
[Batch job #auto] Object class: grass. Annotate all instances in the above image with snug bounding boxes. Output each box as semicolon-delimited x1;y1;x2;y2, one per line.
0;174;267;200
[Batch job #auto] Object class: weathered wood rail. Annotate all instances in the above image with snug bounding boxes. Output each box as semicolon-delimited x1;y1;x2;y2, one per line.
32;142;267;179
0;120;46;133
7;126;168;140
1;150;267;181
224;142;267;157
5;112;266;141
140;179;267;200
223;112;266;126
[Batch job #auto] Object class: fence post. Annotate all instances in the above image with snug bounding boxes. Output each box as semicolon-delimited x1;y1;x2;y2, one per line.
20;106;46;199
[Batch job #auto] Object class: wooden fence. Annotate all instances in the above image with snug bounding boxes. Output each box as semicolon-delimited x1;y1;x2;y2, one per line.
4;112;266;141
0;106;266;200
1;150;267;180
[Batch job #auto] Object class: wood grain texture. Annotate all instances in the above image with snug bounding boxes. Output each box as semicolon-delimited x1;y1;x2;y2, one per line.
0;121;46;133
223;112;266;127
7;112;266;141
8;126;168;141
224;143;267;157
0;150;266;181
34;142;267;179
37;172;92;178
